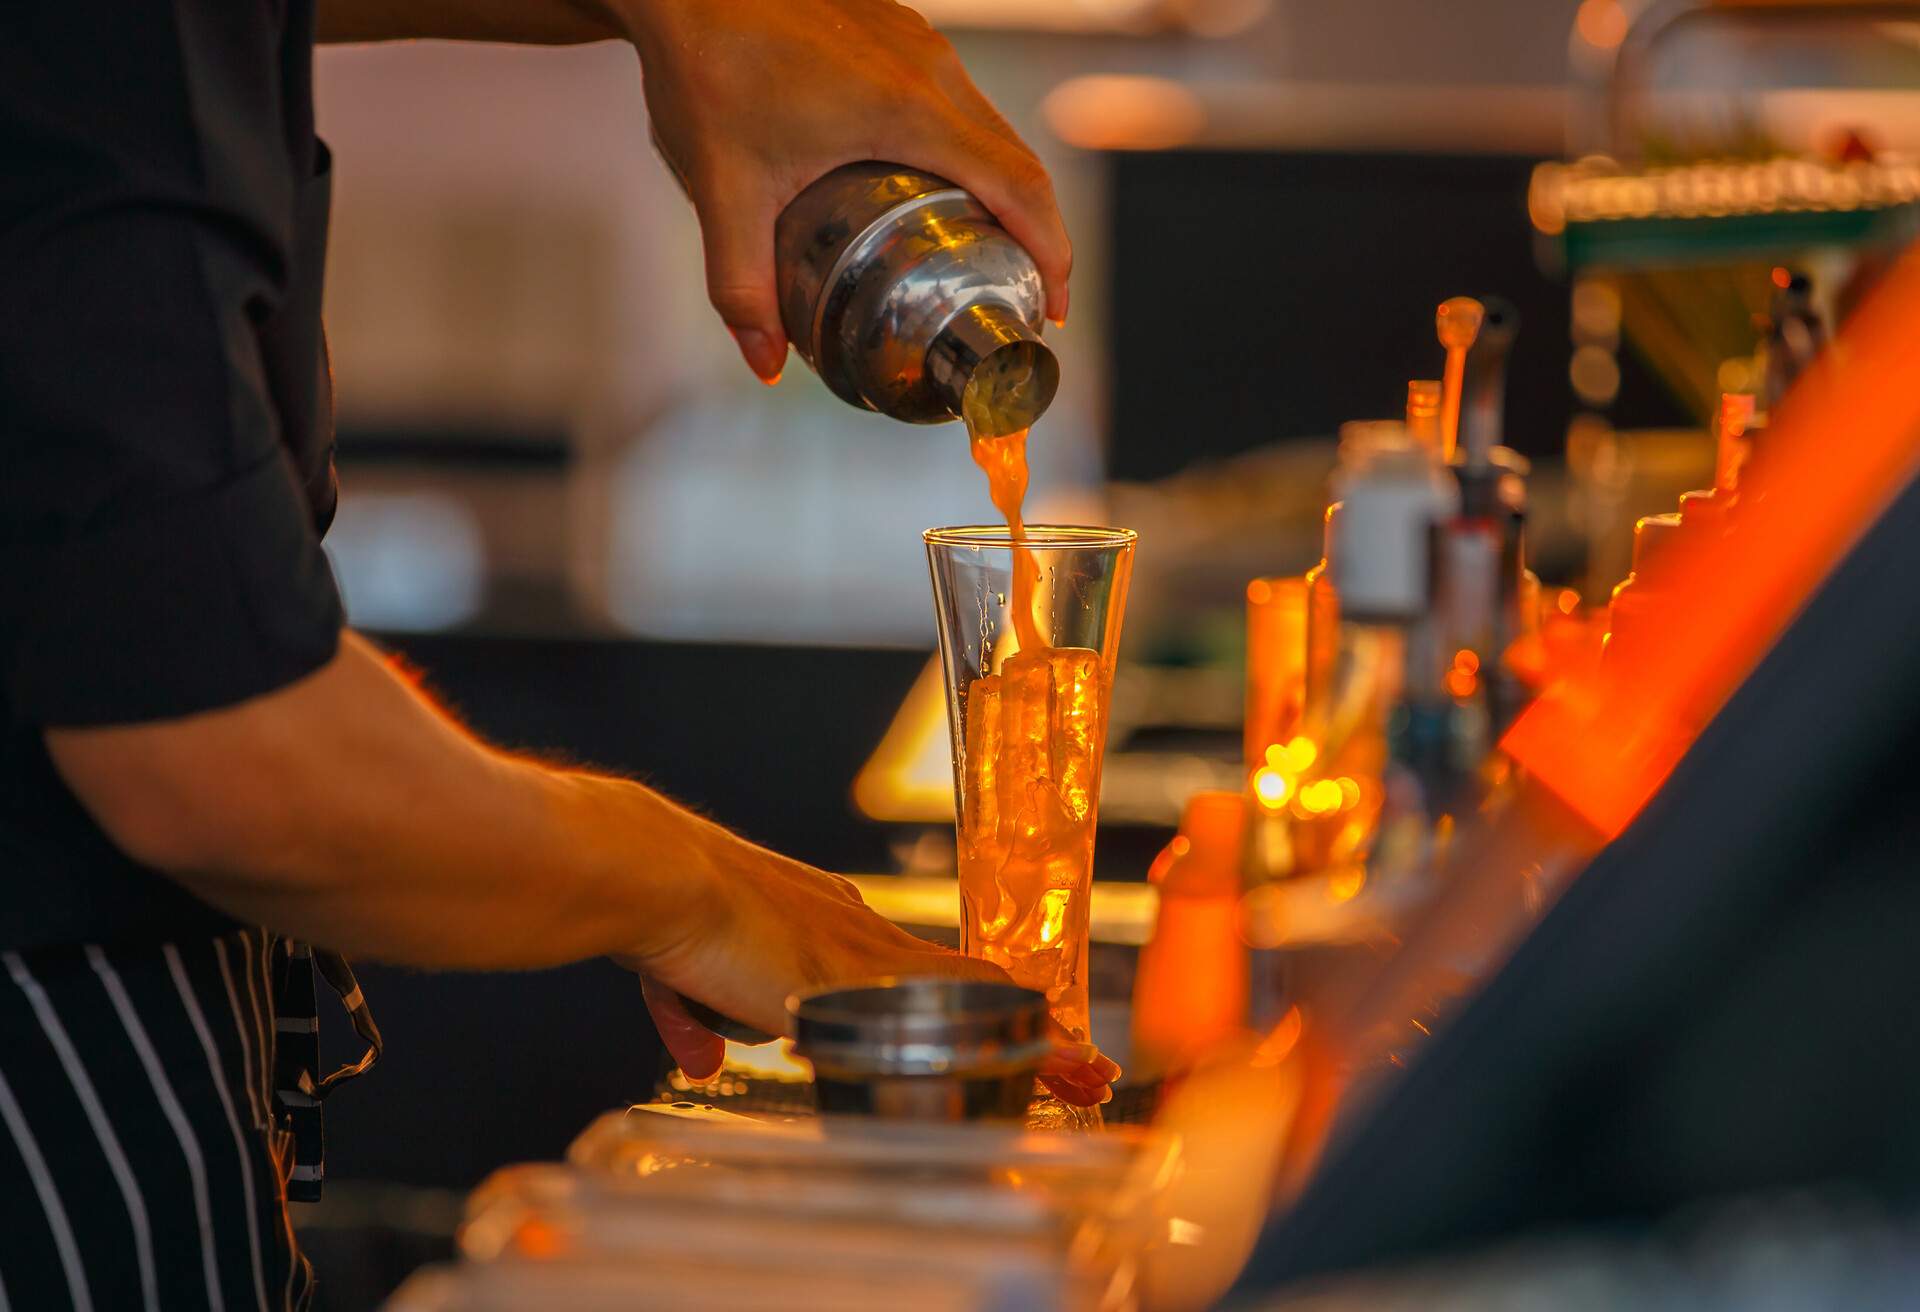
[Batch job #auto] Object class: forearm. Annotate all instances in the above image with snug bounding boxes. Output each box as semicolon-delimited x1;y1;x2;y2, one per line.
45;634;1121;1099
315;0;630;45
191;758;729;971
46;632;742;970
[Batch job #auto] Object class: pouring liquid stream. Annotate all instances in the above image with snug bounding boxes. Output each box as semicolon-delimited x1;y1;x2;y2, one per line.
960;413;1107;1042
967;426;1045;653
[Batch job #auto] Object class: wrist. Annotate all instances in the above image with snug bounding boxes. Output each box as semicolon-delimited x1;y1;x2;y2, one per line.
568;771;738;966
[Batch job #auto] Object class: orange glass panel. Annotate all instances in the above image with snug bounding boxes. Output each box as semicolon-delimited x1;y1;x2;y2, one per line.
1503;241;1920;837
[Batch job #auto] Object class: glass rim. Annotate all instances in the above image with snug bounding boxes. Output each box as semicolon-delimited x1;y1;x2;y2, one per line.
922;524;1137;550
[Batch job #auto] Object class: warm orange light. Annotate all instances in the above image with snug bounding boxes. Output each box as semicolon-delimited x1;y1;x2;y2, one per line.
515;1219;564;1260
1042;75;1206;152
1452;649;1480;676
1574;0;1628;50
1503;240;1920;838
1264;734;1317;775
853;656;957;821
1152;835;1193;885
718;1038;812;1083
1252;767;1291;808
1297;779;1344;814
1771;265;1792;290
1252;1005;1304;1067
1556;588;1581;615
1445;668;1479;699
1245;577;1309;775
1327;866;1365;902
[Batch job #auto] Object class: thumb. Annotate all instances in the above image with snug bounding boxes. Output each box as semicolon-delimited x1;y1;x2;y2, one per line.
694;175;789;384
640;977;727;1082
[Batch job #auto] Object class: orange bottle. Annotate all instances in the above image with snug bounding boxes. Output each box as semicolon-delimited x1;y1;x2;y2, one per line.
1131;792;1251;1078
1244;576;1309;778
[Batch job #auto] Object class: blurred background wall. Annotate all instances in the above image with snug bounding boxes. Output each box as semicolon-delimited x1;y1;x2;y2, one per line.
313;0;1581;648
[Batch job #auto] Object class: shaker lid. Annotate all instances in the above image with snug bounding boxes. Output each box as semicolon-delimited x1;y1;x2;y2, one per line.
788;978;1053;1077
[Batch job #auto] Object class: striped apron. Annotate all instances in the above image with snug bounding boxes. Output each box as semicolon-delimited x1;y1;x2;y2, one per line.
0;929;378;1310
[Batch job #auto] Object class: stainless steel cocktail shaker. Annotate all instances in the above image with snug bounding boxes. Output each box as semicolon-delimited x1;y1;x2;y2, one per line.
774;161;1059;437
789;978;1053;1121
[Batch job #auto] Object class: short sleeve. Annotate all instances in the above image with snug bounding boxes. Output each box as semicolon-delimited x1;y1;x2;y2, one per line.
0;4;343;727
3;449;344;727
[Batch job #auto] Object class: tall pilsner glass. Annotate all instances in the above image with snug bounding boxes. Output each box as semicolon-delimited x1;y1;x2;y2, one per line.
924;526;1136;1040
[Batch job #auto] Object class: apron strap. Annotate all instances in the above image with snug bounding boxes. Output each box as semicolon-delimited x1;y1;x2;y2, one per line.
313;949;382;1095
271;941;381;1202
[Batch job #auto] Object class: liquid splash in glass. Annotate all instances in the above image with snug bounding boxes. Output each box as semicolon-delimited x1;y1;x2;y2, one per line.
958;417;1108;1041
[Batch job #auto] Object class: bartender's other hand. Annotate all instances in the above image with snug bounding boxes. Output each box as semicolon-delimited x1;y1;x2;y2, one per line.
619;849;1114;1103
620;0;1071;382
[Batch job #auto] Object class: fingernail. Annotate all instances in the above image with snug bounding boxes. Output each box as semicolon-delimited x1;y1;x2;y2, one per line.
1057;1041;1098;1063
731;328;785;384
1098;1085;1113;1105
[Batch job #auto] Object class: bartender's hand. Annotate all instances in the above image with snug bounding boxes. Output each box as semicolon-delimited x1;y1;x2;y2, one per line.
620;0;1072;381
314;1;1068;380
623;851;1118;1104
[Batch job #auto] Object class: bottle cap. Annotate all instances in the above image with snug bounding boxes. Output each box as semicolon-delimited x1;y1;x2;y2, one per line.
1405;381;1443;450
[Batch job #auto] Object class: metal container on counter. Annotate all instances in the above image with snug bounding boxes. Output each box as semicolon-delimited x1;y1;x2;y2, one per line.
789;978;1052;1120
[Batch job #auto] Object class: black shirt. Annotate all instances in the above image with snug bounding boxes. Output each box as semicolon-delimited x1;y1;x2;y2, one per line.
0;1;343;950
